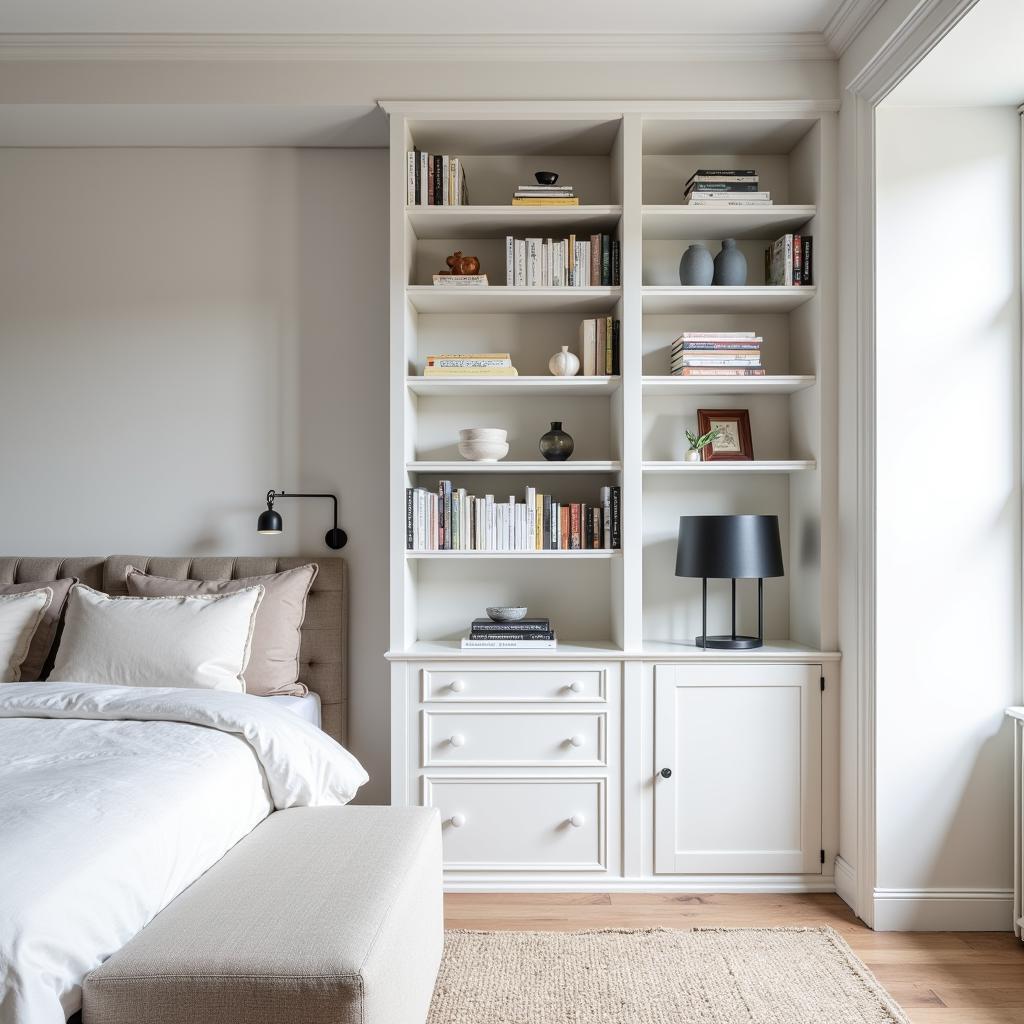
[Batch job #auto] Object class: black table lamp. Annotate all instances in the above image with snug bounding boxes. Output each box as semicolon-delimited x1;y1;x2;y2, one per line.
675;515;784;650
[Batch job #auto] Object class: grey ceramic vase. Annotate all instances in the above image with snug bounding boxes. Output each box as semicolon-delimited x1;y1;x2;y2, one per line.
678;244;714;286
539;421;574;461
713;238;747;286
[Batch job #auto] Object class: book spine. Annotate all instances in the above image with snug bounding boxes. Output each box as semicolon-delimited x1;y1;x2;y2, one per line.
687;168;758;178
677;367;766;376
470;631;556;641
515;239;526;287
802;236;813;285
419;152;427;206
582;503;592;549
601;234;610;286
405;488;414;549
461;639;557;649
535;492;543;550
686;182;761;193
434;155;442;206
407;151;416;206
590;234;601;286
442;155;449;207
543;494;552;550
605;316;613;376
559;506;570;550
506;235;514;286
569;504;581;550
612;320;620;376
611;240;621;286
610;487;621;549
793;234;802;287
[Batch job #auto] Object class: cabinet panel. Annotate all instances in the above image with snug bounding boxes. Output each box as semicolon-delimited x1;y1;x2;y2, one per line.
424;775;607;871
654;663;821;874
422;709;606;767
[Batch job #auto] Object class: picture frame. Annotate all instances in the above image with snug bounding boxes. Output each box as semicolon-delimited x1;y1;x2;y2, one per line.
696;408;754;461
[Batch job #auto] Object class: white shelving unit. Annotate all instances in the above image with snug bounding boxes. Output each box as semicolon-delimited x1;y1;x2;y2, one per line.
385;100;839;894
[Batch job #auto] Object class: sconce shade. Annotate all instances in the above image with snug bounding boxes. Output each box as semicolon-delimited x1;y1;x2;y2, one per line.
675;515;784;580
257;507;283;535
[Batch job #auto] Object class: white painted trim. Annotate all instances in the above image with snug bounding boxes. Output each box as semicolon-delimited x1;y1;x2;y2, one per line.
823;0;888;57
0;32;835;64
834;855;857;911
873;888;1014;932
443;875;837;893
380;99;841;118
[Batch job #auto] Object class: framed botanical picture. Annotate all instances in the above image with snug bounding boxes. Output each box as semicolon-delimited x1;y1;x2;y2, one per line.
696;408;754;461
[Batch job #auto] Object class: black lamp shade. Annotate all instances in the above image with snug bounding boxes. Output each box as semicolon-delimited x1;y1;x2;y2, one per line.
675;515;784;580
257;507;283;535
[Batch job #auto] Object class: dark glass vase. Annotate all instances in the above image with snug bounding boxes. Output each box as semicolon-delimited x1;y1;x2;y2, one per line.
539;421;574;461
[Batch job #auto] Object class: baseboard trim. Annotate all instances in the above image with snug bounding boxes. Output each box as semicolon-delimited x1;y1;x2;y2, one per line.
443;875;837;894
834;856;857;913
872;887;1014;931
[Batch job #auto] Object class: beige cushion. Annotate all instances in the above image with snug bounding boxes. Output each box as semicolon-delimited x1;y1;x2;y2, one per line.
0;578;75;681
84;806;444;1024
0;589;51;682
51;584;264;693
126;563;317;697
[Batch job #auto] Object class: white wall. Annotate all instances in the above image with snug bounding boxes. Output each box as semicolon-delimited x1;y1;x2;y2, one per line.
0;146;392;803
874;104;1021;928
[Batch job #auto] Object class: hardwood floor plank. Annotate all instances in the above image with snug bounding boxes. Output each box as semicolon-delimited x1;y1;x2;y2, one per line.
443;892;1024;1024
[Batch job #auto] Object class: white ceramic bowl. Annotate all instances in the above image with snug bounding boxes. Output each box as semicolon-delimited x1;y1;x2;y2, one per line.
458;440;509;462
458;427;507;443
486;606;528;622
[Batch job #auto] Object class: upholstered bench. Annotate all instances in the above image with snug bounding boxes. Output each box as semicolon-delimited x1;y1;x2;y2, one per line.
83;806;443;1024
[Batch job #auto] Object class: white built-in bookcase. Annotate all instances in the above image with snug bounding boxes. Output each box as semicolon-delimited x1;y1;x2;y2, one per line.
386;101;837;659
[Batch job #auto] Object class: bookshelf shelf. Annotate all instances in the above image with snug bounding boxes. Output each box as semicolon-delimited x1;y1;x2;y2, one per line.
641;205;816;240
406;460;623;475
405;550;622;560
641;375;815;396
386;639;624;661
642;460;816;474
406;285;622;314
408;204;623;239
407;376;621;397
641;285;816;314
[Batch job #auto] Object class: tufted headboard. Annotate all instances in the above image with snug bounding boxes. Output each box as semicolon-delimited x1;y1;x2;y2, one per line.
0;556;348;745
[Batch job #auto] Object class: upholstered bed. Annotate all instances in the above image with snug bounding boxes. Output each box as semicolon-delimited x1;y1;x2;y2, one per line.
0;555;381;1024
0;555;349;744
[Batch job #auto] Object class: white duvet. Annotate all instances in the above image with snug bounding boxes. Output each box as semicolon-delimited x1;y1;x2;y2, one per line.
0;682;368;1024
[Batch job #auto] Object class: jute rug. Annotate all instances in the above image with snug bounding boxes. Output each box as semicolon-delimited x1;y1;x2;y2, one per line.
428;928;909;1023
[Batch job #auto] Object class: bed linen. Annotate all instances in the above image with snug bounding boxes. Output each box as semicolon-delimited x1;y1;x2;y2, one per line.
0;681;368;1024
266;690;322;727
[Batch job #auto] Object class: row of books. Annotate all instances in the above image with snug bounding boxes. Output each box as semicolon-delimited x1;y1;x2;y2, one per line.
423;353;518;378
671;332;765;377
766;235;813;287
579;318;621;377
463;617;556;650
512;183;578;207
406;151;469;206
685;169;772;208
406;484;622;552
505;235;620;288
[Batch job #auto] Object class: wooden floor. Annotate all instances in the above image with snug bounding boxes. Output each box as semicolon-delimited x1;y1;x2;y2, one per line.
445;892;1024;1024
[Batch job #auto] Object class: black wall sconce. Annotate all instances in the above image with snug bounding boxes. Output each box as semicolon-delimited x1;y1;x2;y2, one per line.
257;490;348;550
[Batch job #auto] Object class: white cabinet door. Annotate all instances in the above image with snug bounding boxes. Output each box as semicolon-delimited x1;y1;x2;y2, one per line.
654;663;821;875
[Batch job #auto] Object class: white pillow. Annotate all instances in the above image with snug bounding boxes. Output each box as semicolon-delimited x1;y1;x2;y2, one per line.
50;584;265;693
0;588;52;683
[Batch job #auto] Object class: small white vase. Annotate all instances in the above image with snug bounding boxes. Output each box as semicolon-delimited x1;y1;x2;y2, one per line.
684;450;702;462
548;345;580;377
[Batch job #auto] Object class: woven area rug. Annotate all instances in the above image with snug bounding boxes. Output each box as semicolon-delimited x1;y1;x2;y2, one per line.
428;928;909;1024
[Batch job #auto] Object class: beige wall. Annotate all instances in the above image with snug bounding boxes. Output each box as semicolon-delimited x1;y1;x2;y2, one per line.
0;146;391;802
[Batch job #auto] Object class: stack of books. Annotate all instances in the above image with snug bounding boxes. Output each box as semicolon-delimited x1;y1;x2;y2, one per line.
423;354;518;378
765;234;813;286
462;617;557;650
505;235;620;288
512;183;578;206
685;169;772;208
406;483;621;552
671;333;765;377
579;317;621;376
406;151;469;206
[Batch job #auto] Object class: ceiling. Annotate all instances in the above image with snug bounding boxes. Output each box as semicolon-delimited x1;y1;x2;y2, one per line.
0;0;845;37
886;0;1024;106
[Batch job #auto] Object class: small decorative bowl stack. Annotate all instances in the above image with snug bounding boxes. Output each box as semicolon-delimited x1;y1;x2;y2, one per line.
458;428;509;462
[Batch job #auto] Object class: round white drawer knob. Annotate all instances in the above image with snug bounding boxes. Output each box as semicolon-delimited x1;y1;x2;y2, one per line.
569;734;585;748
569;682;584;693
450;813;466;828
569;814;585;828
450;733;466;747
448;680;465;693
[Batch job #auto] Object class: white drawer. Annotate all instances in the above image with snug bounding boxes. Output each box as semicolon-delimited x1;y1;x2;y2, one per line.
422;710;606;767
421;664;610;703
423;775;606;871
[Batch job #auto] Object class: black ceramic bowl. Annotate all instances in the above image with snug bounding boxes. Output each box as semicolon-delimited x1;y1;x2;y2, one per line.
534;171;559;186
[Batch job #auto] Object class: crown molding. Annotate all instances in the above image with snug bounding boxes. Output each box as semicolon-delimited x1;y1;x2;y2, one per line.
823;0;888;55
0;31;835;64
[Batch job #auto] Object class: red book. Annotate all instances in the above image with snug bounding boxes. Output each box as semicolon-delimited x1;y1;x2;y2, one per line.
570;504;581;550
559;507;570;550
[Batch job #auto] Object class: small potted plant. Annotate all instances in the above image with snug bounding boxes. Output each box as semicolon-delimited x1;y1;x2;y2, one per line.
684;425;723;462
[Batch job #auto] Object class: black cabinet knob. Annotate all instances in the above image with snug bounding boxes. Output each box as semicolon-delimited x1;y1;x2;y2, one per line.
660;768;672;779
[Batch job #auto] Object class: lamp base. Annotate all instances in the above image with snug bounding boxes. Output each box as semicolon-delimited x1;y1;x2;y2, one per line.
324;528;348;550
695;634;763;650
